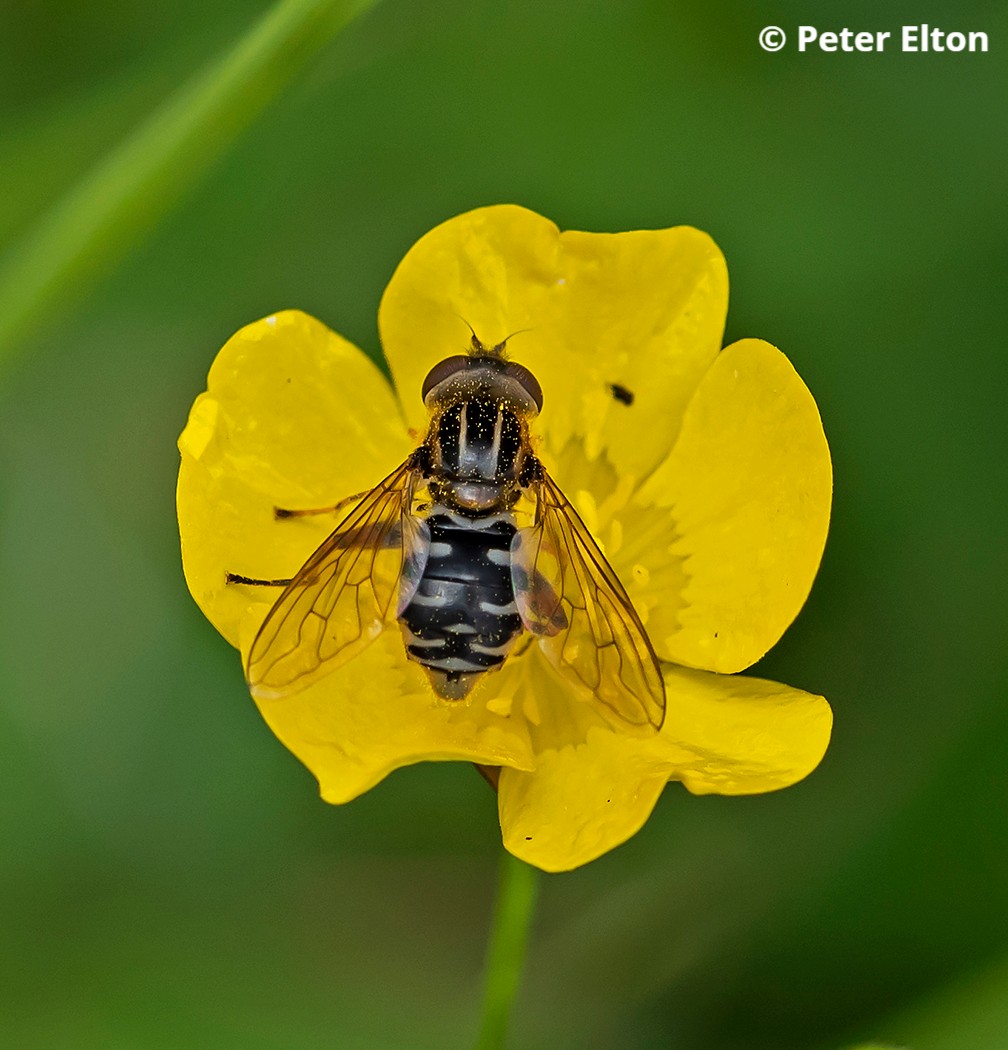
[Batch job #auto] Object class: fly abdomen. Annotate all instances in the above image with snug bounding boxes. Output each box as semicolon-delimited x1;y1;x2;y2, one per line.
399;512;523;689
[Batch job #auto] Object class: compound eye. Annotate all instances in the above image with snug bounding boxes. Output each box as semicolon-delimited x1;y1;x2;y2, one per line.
421;355;468;402
503;362;543;413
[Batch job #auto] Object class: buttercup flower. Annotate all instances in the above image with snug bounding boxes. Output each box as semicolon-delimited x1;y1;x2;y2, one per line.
177;205;832;872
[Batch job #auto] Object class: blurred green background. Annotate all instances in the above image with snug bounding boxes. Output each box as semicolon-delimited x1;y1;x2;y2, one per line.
1;0;1006;1047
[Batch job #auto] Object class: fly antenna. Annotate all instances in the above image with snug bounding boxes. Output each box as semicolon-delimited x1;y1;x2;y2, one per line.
453;313;532;357
491;327;533;356
453;312;487;355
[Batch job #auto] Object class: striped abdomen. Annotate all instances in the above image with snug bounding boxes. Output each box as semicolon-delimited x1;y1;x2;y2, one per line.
399;510;522;689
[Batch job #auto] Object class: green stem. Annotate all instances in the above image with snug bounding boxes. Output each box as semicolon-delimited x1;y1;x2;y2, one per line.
475;849;539;1050
0;0;379;375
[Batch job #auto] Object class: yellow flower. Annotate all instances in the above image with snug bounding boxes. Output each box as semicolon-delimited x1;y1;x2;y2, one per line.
177;205;832;872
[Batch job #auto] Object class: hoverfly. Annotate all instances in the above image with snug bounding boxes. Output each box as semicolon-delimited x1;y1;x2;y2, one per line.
231;334;665;731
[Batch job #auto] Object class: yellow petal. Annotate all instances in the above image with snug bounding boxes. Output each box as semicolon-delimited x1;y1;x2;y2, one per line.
630;339;832;672
255;632;536;803
177;310;413;647
499;728;668;873
378;204;727;484
657;664;832;796
498;661;831;872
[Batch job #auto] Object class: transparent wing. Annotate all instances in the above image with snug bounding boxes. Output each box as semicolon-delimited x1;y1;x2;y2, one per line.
246;460;427;700
511;468;666;731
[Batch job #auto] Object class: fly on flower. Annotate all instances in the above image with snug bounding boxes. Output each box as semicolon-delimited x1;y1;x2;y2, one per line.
179;204;834;872
230;332;666;732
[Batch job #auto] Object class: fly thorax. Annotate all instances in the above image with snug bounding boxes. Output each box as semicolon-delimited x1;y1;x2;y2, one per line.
434;397;524;483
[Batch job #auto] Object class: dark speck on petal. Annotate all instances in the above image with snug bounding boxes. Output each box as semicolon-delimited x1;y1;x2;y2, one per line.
609;382;634;405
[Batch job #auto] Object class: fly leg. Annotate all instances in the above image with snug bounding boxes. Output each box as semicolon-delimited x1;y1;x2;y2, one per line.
273;490;368;520
228;486;403;587
225;572;293;587
230;491;370;584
